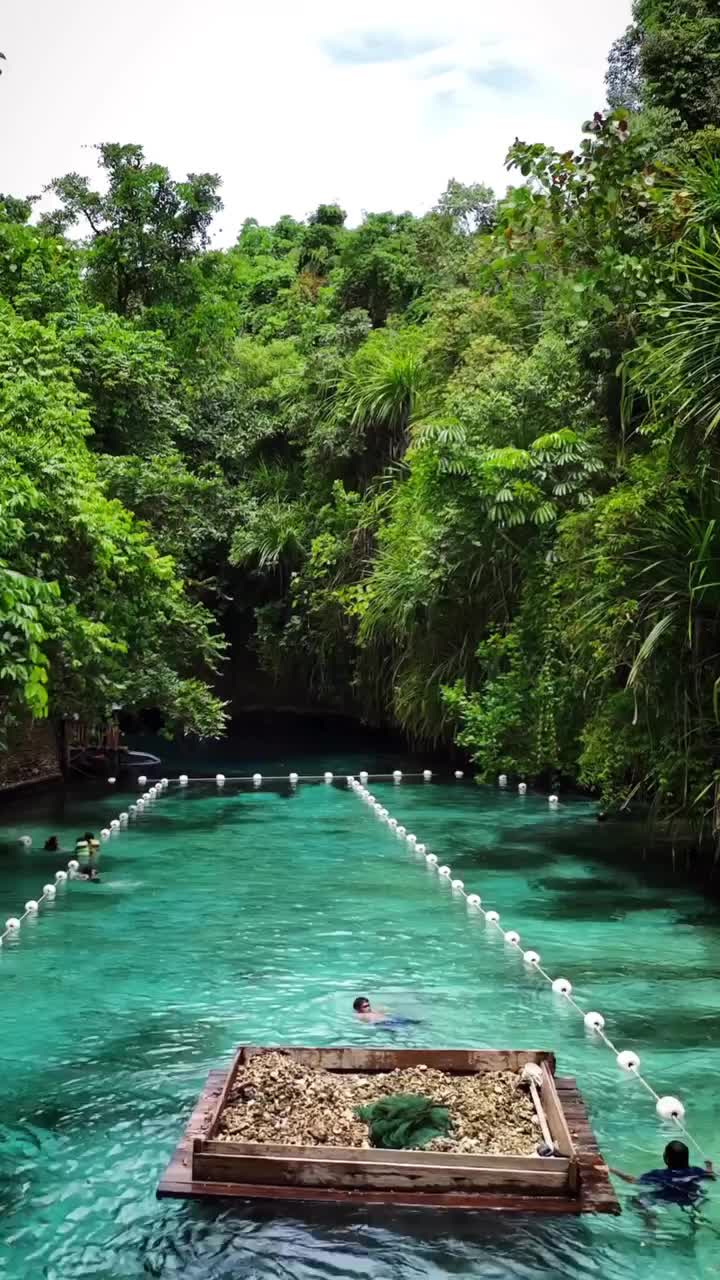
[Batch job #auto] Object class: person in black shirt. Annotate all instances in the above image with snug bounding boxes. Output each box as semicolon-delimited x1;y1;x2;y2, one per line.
610;1141;715;1206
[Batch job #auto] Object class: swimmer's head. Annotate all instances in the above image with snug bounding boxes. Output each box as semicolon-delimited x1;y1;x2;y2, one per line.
664;1141;690;1170
353;996;371;1013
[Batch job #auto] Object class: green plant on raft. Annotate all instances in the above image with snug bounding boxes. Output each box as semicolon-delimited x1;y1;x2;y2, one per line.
356;1094;452;1150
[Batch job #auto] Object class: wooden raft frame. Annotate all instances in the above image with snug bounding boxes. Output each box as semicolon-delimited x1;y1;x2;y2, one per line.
157;1047;620;1214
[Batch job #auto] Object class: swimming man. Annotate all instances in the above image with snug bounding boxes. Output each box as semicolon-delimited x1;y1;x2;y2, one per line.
609;1141;715;1206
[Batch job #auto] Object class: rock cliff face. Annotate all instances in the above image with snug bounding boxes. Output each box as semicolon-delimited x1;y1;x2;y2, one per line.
0;720;62;793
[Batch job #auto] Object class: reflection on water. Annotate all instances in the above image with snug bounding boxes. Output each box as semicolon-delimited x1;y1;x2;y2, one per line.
1;740;719;1278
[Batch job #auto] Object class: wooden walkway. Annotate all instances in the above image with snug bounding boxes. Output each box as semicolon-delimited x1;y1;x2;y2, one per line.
157;1070;620;1214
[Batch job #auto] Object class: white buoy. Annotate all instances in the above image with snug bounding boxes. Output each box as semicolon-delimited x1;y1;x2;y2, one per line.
289;772;299;784
393;770;402;782
454;770;464;779
416;843;426;854
120;812;129;822
498;774;508;787
55;870;67;883
138;775;147;787
396;826;406;837
518;782;527;795
216;773;225;786
523;950;540;965
161;778;169;787
129;804;137;814
504;930;520;945
24;900;39;914
617;1050;640;1072
323;772;333;783
407;833;417;845
486;910;500;924
108;776;116;785
18;835;32;847
584;1011;605;1031
179;774;189;786
656;1095;685;1121
423;769;432;781
438;865;452;878
136;800;145;811
549;794;559;807
359;770;369;782
451;879;465;891
43;883;56;898
110;819;120;830
68;859;79;872
467;894;482;907
253;773;262;786
5;917;20;931
388;818;398;830
552;977;572;996
426;853;438;866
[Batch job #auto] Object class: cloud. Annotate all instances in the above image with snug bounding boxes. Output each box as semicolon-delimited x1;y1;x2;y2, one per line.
321;29;444;66
2;0;635;242
417;61;460;81
468;63;534;93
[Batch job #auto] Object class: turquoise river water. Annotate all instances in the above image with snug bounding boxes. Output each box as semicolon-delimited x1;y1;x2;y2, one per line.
1;741;720;1279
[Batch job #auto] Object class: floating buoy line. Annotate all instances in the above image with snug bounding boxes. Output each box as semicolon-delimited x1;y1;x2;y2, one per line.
1;871;69;948
7;765;708;1159
1;778;173;957
142;770;455;785
1;772;456;959
345;773;712;1163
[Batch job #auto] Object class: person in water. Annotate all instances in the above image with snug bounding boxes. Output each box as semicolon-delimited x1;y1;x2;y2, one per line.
76;832;99;858
353;996;388;1024
353;997;421;1029
609;1141;715;1205
77;866;101;882
44;836;60;852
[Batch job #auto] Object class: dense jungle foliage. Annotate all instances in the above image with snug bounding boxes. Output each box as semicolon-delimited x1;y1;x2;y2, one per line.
3;0;720;834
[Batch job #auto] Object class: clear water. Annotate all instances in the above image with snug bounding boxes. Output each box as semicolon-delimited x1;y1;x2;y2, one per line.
1;742;719;1279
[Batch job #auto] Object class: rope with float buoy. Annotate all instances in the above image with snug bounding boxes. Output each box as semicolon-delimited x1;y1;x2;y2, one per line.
345;771;712;1163
2;777;172;955
6;764;709;1159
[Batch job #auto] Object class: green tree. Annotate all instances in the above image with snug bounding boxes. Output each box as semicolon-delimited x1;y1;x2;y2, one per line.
609;1;720;130
0;304;225;737
43;143;222;315
435;179;496;234
336;212;426;326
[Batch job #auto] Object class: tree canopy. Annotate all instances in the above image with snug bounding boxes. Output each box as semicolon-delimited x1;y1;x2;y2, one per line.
5;20;720;842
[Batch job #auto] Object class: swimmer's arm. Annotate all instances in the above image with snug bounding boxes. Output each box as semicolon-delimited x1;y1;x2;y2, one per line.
604;1166;638;1184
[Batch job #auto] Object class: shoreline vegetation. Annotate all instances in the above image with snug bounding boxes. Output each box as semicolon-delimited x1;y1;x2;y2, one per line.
3;2;720;848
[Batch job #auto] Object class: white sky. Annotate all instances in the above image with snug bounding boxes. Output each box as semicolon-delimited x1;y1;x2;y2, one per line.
3;0;633;244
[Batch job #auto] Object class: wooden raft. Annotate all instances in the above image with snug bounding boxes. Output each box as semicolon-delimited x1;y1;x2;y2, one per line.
157;1046;619;1214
